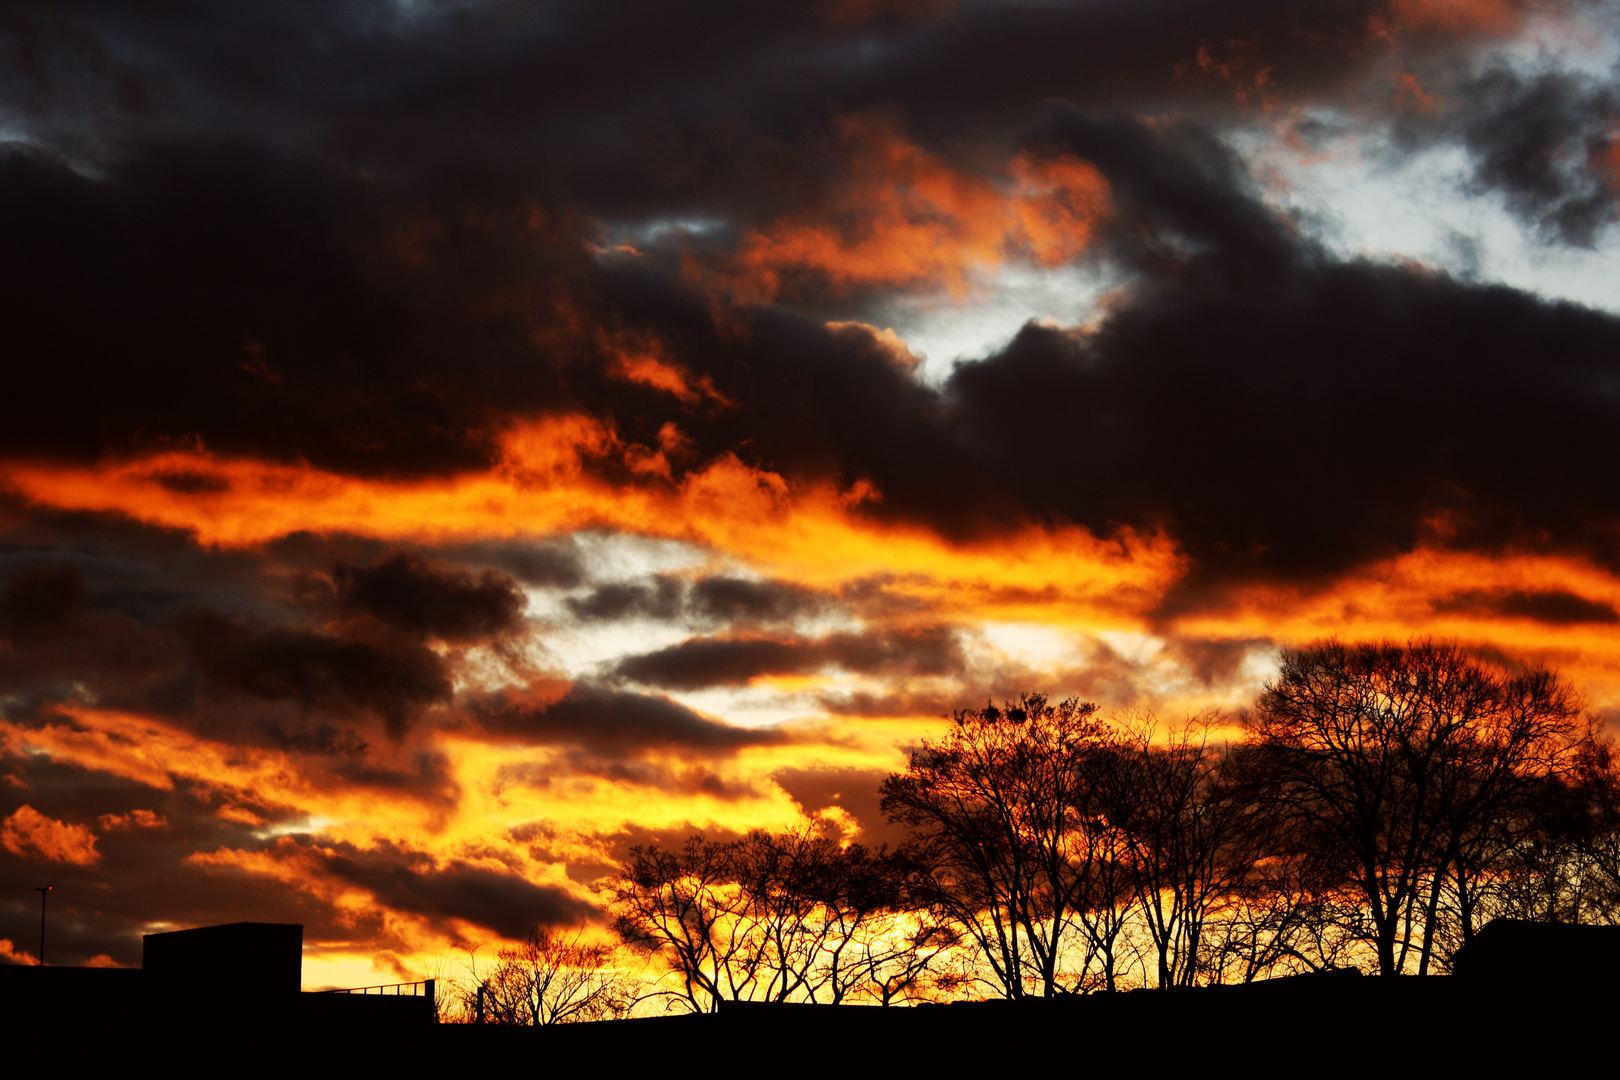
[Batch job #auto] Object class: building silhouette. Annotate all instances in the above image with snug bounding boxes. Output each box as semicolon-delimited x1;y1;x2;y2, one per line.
4;917;1616;1070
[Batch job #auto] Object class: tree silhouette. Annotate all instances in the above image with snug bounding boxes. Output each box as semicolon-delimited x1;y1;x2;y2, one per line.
1242;639;1584;976
1104;717;1253;987
880;693;1111;998
610;834;757;1013
609;827;950;1010
478;926;639;1025
603;649;1604;1004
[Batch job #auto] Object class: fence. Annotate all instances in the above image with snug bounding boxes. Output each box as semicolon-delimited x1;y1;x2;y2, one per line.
321;979;435;998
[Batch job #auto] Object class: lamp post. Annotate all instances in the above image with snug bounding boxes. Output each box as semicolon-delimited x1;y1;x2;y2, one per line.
34;885;52;967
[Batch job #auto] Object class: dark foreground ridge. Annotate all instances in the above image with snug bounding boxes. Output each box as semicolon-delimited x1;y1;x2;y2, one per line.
5;919;1617;1071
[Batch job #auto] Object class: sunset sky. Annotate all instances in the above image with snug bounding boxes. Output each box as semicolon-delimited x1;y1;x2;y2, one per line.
2;0;1619;987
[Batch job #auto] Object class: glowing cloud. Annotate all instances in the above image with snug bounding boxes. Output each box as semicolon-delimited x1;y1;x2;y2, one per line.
3;416;1181;629
722;114;1110;299
1;804;100;866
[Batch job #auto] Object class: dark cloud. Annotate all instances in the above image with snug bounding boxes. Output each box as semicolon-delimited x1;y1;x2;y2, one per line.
327;552;526;642
1399;64;1620;246
0;561;85;642
0;562;182;710
0;138;586;475
0;0;1569;478
1025;110;1301;279
582;110;1620;599
617;636;817;689
1433;589;1620;626
933;110;1620;597
814;688;959;718
0;0;1446;217
308;839;596;939
1164;636;1273;687
469;540;586;589
2;0;1617;963
688;576;825;626
177;609;452;736
558;572;826;629
471;683;782;755
771;764;908;847
0;520;300;630
320;745;461;807
564;577;683;623
614;625;962;689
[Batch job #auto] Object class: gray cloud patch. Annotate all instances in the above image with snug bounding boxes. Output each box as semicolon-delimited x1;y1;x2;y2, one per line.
309;840;596;940
327;551;526;642
614;626;963;689
1432;589;1620;626
1396;63;1620;247
471;683;783;755
565;577;684;623
177;609;453;737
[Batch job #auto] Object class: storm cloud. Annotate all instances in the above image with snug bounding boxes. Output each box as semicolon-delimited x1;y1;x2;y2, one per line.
4;0;1618;973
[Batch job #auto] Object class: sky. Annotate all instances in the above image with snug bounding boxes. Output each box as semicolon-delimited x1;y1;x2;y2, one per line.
2;0;1619;987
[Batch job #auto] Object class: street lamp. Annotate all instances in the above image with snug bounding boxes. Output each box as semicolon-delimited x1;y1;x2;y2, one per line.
34;885;52;967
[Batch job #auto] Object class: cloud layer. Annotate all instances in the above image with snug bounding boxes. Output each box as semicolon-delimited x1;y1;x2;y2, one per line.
2;0;1617;980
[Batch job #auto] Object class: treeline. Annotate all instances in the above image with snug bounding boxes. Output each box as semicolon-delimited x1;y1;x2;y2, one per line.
455;639;1620;1018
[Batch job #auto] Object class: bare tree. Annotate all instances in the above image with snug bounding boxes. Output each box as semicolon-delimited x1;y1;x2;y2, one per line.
1486;735;1620;929
609;834;760;1013
1243;639;1583;976
480;926;639;1025
608;826;958;1010
840;911;964;1004
1202;845;1364;983
1104;717;1253;988
1562;736;1620;923
880;693;1111;998
813;843;962;1005
730;825;884;1004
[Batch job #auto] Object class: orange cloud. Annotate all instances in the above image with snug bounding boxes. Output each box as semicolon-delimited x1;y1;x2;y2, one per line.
1373;0;1534;37
1;805;100;865
599;327;732;409
0;697;914;915
722;114;1109;299
610;353;715;404
1180;40;1276;107
1174;546;1620;706
0;706;449;843
0;939;37;965
1393;71;1440;113
2;413;1180;628
98;809;169;830
184;841;427;945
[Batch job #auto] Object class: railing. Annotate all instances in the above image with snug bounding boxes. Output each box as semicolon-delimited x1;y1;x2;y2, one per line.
321;979;435;998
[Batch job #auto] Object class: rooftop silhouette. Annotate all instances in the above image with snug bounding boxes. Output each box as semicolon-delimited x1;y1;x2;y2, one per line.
5;916;1617;1070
